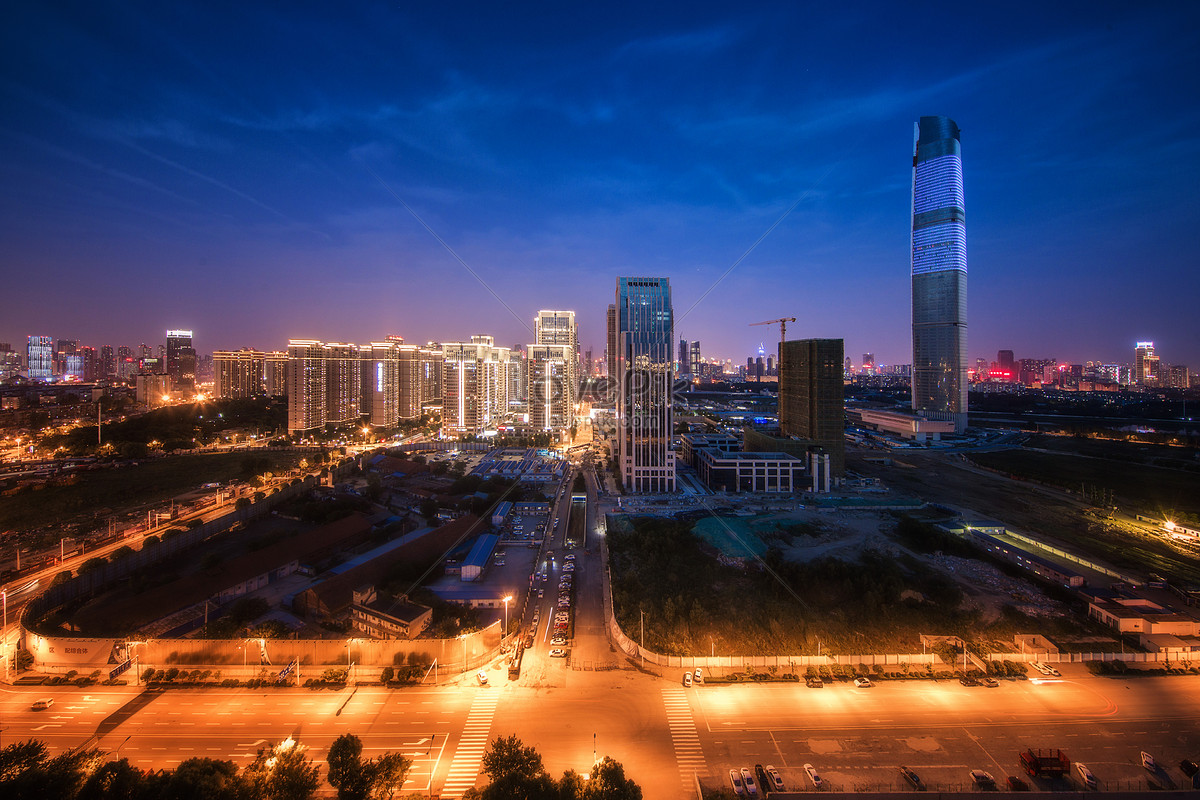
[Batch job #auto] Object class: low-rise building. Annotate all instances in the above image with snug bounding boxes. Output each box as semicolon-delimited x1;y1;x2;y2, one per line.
850;408;957;442
350;585;432;639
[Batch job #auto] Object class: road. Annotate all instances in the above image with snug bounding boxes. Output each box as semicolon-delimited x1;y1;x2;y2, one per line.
4;665;1198;796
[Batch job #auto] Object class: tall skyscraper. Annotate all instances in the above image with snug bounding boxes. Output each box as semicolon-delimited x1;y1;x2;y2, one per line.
1134;341;1157;386
862;353;875;375
100;345;116;378
911;115;968;433
165;330;196;393
689;341;702;377
779;338;845;476
679;337;690;375
27;335;53;381
997;350;1015;381
615;277;674;493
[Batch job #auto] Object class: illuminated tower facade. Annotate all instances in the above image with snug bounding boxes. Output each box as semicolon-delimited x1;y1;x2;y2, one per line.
615;277;674;493
911;115;968;433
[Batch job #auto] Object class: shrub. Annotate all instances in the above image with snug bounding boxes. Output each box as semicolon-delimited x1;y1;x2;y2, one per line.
380;667;394;683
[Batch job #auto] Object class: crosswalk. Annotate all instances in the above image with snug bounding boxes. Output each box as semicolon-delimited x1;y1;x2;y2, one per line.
662;686;706;792
440;690;501;797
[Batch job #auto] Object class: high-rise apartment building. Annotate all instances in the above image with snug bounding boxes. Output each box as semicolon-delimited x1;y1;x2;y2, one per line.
363;341;402;428
615;277;674;493
441;336;510;435
287;340;327;433
689;341;702;376
528;344;572;431
419;345;443;407
263;352;287;397
285;340;360;433
27;336;53;381
214;349;266;399
861;354;875;375
324;343;361;425
528;311;577;433
779;338;845;476
0;343;19;382
606;304;617;382
166;330;196;393
911;116;968;433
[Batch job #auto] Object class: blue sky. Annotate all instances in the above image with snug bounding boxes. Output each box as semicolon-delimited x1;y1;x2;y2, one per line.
2;1;1198;370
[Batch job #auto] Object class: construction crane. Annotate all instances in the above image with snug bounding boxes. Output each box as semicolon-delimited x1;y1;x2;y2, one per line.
749;317;796;345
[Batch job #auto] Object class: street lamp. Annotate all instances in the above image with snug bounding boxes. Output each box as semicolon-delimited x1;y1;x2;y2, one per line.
502;595;512;637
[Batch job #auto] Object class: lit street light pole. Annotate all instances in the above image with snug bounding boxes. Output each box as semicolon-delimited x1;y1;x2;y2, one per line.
502;595;512;638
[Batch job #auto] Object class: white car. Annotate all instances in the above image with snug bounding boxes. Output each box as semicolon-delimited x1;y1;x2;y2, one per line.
804;763;822;788
476;670;488;685
741;767;758;795
764;765;785;791
729;769;745;795
1076;762;1098;789
682;671;692;687
549;648;567;658
1141;751;1157;771
853;677;873;688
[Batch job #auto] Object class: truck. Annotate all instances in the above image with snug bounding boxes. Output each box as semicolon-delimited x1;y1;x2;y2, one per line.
1020;748;1071;778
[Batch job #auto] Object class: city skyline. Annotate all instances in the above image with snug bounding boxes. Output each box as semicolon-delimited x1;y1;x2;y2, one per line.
3;3;1199;368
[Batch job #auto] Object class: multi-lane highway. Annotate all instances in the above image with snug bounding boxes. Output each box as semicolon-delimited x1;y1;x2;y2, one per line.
5;662;1199;796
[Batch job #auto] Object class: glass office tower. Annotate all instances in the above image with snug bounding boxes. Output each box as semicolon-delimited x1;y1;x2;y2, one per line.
615;277;675;493
911;116;968;433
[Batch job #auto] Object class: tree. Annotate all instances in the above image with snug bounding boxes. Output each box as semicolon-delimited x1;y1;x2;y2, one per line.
326;735;371;800
584;757;642;800
77;758;145;800
243;739;320;800
164;757;242;800
479;736;556;800
369;752;412;800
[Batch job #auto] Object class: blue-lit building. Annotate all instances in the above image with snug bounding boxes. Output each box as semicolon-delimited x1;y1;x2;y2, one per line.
26;335;53;381
911;115;968;433
615;277;675;493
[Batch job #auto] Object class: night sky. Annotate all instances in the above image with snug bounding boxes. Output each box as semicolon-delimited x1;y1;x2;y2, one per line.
3;2;1198;370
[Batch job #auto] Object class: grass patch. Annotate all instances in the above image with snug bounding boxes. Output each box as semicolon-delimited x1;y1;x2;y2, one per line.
609;516;1007;656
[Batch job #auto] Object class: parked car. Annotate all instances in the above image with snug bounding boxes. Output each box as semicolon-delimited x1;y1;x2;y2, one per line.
969;769;995;788
1181;759;1199;778
550;637;567;646
729;769;745;795
898;765;924;790
694;668;703;684
803;763;822;789
476;670;488;685
805;676;824;688
1006;775;1029;791
959;676;980;686
853;677;873;688
981;677;1000;688
754;764;770;795
1076;762;1098;789
549;648;567;658
741;767;758;795
682;671;692;687
1141;751;1157;771
764;765;785;791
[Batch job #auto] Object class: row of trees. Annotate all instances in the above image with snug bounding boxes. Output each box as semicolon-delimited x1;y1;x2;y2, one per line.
0;734;639;800
463;735;641;800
